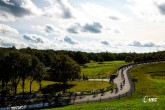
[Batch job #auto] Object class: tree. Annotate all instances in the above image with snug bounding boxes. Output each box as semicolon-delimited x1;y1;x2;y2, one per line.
94;55;99;62
19;54;31;94
134;57;142;63
98;56;104;63
5;51;23;95
125;56;132;62
35;62;46;90
49;54;80;88
74;51;88;65
100;52;115;61
87;53;95;61
29;56;46;93
0;49;11;96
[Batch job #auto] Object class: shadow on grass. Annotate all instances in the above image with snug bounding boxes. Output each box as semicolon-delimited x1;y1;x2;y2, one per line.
41;83;75;94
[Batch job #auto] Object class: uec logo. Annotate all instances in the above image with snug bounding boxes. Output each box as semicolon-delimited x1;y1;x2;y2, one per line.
143;96;158;103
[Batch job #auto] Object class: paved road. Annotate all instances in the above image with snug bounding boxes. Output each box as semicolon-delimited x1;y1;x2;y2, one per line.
73;65;132;103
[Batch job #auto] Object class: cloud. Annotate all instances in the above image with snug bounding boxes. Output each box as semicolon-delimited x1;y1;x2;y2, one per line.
67;27;78;34
56;0;73;19
0;24;19;36
100;40;109;45
143;42;156;47
0;0;42;18
114;29;120;34
0;36;26;48
22;34;58;49
128;40;156;47
80;2;128;23
45;25;54;33
0;36;16;47
82;22;102;33
67;22;103;34
67;23;80;34
127;0;165;22
32;24;63;37
43;0;73;19
0;0;30;17
43;1;127;36
19;33;63;50
1;1;165;53
129;41;142;47
64;36;78;44
0;13;15;21
109;16;120;20
0;34;164;53
67;23;81;34
157;3;165;15
23;34;48;43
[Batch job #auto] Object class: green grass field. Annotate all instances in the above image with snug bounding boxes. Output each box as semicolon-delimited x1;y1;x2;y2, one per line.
81;61;126;78
17;80;56;93
16;80;111;94
44;96;165;110
129;62;165;97
43;62;165;110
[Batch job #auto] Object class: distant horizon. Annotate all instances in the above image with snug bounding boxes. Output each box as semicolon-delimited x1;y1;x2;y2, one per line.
0;0;165;53
1;46;165;54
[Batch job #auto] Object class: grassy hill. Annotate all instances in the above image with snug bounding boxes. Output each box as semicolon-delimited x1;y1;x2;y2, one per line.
81;61;126;78
43;62;165;110
129;62;165;97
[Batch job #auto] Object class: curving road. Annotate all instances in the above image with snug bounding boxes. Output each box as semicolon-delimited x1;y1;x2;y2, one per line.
73;65;133;103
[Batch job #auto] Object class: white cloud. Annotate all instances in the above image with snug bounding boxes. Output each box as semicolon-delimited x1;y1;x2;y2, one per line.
128;40;157;47
128;0;165;23
0;24;19;36
109;16;120;20
43;1;126;34
0;13;15;21
67;23;80;34
128;40;142;47
67;22;103;34
82;22;102;33
81;3;126;22
43;0;73;19
143;41;156;47
64;36;78;44
114;29;120;34
0;33;165;53
22;34;61;50
100;40;110;45
24;36;165;53
0;36;16;47
23;34;52;44
0;36;26;48
72;2;128;35
0;0;165;53
0;0;43;21
32;24;63;37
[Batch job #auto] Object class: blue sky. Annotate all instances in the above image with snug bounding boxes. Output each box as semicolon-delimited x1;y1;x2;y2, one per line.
0;0;165;53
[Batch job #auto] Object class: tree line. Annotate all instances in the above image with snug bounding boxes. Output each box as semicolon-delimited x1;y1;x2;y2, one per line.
1;47;165;95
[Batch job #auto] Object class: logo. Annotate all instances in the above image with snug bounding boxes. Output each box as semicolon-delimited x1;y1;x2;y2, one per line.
143;96;158;103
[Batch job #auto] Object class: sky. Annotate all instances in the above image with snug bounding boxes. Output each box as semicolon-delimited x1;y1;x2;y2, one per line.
0;0;165;53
